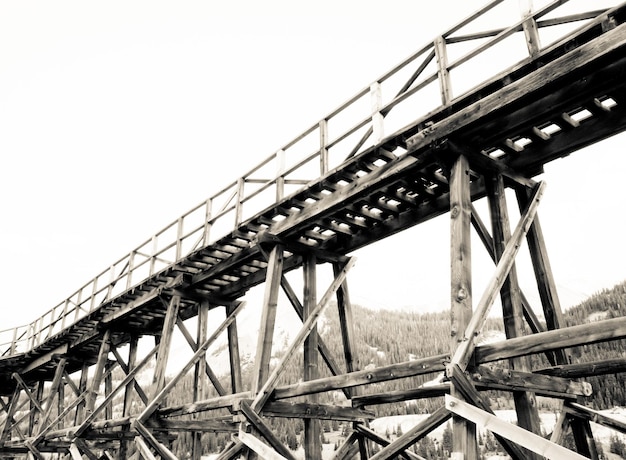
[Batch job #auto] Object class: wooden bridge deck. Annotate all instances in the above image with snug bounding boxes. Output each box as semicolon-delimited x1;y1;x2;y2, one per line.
1;1;626;396
0;2;626;458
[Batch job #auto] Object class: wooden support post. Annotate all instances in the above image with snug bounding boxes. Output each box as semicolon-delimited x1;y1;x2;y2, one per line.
252;244;283;393
279;272;351;399
152;295;180;396
227;303;243;394
369;407;451;460
75;362;90;425
487;174;541;459
34;357;67;436
193;300;209;460
137;302;245;424
176;314;227;396
334;260;358;380
303;254;321;460
123;335;140;416
83;329;112;425
104;360;114;420
0;389;18;443
516;186;569;365
451;181;545;369
448;153;477;459
30;381;44;437
251;257;355;410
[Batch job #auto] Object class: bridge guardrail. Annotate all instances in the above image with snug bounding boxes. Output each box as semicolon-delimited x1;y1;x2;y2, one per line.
0;0;619;358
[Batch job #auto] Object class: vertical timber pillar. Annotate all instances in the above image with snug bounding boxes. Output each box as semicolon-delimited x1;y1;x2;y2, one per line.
193;300;209;460
449;153;478;459
487;175;542;460
227;302;243;394
303;254;321;460
252;245;283;393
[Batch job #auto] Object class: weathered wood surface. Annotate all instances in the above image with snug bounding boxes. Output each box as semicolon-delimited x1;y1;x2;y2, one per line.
2;3;626;459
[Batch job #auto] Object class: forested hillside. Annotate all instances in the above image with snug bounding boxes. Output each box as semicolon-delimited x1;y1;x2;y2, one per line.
164;279;626;456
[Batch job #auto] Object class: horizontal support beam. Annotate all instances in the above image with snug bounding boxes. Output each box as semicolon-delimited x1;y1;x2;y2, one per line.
158;391;252;418
475;315;626;364
273;354;447;400
146;418;237;433
536;357;626;378
260;401;375;421
473;366;592;399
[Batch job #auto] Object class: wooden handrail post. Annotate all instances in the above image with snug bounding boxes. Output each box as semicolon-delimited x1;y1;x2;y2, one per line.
276;150;286;202
319;120;329;175
520;0;541;57
370;82;384;144
235;177;245;227
434;36;452;104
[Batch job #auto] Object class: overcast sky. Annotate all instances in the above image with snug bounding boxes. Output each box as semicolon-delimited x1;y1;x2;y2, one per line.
1;0;625;333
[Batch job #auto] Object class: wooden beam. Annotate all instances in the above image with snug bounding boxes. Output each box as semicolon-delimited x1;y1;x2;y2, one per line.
450;181;545;370
445;395;587;459
368;406;451;460
564;402;626;435
138;301;246;423
474;315;626;364
146;418;237;433
302;253;321;460
354;424;424;460
406;22;626;153
175;310;227;396
237;429;288;460
73;344;158;437
448;153;477;459
487;174;541;457
516;185;569;365
537;357;626;378
226;303;243;394
330;431;359;460
352;384;450;407
134;436;157;460
134;420;177;460
152;295;180;394
273;354;447;400
334;260;359;396
261;401;374;421
278;270;350;399
158;391;252;418
193;299;209;460
251;257;355;411
252;244;283;393
239;400;297;460
448;364;534;460
473;366;592;399
20;344;68;374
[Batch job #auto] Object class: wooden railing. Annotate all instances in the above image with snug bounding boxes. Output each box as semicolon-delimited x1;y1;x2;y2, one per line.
0;0;618;358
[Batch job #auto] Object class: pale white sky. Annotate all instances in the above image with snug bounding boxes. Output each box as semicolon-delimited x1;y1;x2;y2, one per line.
1;0;624;331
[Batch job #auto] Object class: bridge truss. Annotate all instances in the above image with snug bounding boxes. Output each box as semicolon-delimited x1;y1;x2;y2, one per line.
2;0;626;458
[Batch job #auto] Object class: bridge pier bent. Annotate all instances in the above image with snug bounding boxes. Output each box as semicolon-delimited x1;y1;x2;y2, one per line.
2;1;626;458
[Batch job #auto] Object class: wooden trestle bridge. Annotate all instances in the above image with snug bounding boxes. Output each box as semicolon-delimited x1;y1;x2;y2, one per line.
3;1;626;458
